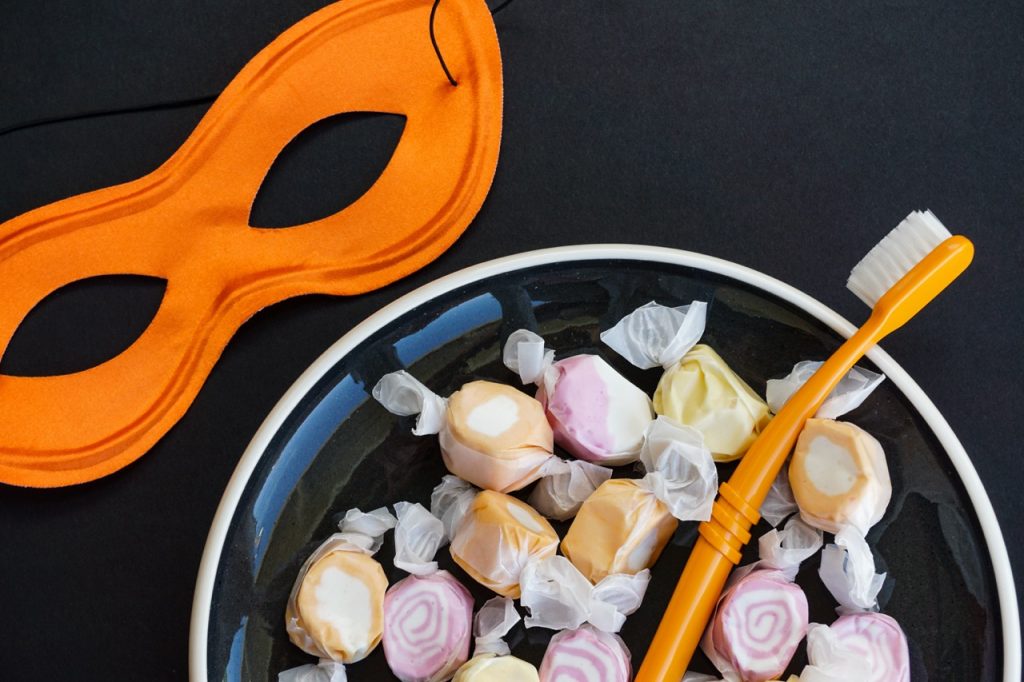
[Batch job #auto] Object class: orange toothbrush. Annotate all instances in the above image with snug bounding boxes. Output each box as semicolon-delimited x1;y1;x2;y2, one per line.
635;210;974;682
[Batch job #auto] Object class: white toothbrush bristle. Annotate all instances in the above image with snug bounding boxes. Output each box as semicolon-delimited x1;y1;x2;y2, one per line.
846;210;952;307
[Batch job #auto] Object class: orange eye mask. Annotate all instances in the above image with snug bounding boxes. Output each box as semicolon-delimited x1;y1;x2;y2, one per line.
0;0;503;487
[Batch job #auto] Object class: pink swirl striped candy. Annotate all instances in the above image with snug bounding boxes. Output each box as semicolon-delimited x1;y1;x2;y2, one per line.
539;625;631;682
830;613;910;682
703;569;809;682
382;571;474;682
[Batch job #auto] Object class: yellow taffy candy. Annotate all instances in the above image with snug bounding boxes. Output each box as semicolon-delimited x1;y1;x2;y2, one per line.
654;344;770;461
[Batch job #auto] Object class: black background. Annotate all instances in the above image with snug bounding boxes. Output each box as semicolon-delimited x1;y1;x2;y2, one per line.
0;1;1021;680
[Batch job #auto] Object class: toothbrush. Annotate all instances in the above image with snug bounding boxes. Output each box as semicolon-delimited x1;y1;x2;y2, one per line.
634;211;974;682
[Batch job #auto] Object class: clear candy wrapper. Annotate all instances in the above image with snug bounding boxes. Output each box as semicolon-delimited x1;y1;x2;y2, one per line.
383;502;474;682
278;660;347;682
284;507;397;664
561;417;717;583
600;300;708;371
503;329;654;465
453;597;540;682
800;615;909;682
435;478;559;598
759;463;800;528
527;458;612;521
766;361;885;420
539;625;632;682
819;526;886;613
701;518;822;682
519;555;650;633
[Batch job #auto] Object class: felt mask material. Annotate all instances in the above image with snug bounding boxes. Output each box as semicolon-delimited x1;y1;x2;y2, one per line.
0;0;503;487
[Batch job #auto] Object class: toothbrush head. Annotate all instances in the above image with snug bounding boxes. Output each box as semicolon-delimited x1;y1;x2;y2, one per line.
847;210;953;308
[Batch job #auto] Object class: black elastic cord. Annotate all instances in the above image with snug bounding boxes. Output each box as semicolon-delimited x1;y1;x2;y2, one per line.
429;0;458;87
0;94;216;139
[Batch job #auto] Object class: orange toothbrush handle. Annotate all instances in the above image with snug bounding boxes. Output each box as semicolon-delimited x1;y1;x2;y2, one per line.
636;235;974;681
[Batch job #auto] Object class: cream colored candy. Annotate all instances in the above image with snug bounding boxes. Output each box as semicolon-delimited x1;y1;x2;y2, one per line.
440;381;555;492
450;490;559;598
789;419;891;535
289;549;388;663
561;478;677;584
453;654;540;682
654;344;770;461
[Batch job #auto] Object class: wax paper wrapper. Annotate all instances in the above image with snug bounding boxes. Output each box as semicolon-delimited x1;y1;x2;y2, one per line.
503;329;654;465
818;526;886;612
519;555;650;633
278;660;347;682
600;300;708;370
766;361;885;420
528;458;612;520
284;507;397;663
453;597;540;681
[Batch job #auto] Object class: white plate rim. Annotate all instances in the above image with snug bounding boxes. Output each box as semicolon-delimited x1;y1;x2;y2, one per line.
189;243;1021;681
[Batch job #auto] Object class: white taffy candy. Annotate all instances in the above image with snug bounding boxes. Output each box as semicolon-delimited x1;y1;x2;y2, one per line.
453;598;540;682
767;361;885;419
384;502;475;682
519;555;650;633
503;329;655;465
285;507;397;665
278;660;347;682
600;301;708;370
561;417;717;583
528;459;612;521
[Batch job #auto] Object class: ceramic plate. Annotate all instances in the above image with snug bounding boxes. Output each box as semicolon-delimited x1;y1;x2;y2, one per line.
189;245;1020;681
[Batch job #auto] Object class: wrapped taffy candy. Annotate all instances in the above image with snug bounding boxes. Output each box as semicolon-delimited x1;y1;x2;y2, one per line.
432;476;559;598
503;329;654;465
801;616;909;682
283;507;397;673
523;555;644;682
540;626;632;682
561;417;717;583
760;363;886;528
789;418;891;611
278;660;346;682
383;502;474;682
701;518;823;682
682;674;800;682
789;419;892;535
373;372;604;512
453;597;540;682
602;301;770;461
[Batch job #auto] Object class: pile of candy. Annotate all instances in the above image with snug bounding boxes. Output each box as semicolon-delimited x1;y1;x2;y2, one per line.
279;301;910;682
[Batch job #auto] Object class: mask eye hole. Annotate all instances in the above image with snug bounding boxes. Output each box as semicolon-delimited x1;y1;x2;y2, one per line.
249;112;406;229
1;275;167;377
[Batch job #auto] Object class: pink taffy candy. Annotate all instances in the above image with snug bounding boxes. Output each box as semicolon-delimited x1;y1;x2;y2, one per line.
383;571;474;682
539;625;631;682
829;613;910;682
703;569;809;682
504;331;654;465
